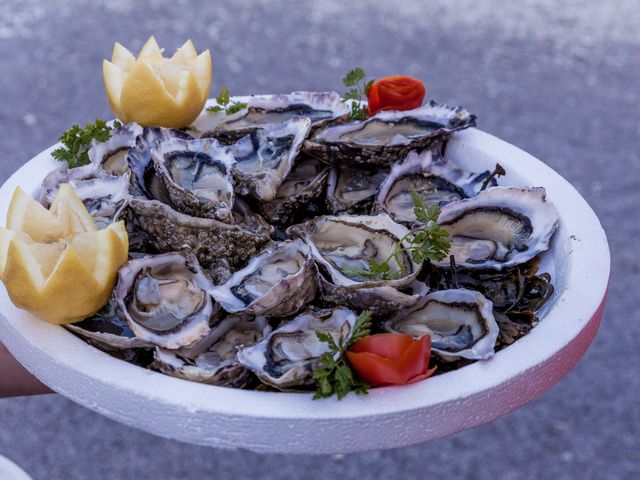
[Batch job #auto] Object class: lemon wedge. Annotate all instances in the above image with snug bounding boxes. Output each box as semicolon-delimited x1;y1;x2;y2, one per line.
103;36;212;129
0;185;128;324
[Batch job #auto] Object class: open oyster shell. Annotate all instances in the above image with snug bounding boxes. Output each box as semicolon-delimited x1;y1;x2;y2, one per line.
40;162;130;229
209;239;318;317
436;186;560;270
257;155;329;226
114;252;217;350
325;165;389;214
151;136;236;222
386;288;499;361
288;214;422;315
152;315;271;387
89;123;142;175
375;149;492;224
204;91;349;143
304;101;476;166
228;116;311;201
237;307;357;390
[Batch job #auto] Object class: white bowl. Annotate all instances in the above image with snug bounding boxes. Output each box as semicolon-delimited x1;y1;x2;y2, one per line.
0;128;609;454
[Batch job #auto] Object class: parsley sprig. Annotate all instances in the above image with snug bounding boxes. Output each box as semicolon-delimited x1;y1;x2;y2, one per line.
313;310;372;400
342;67;374;121
51;119;122;168
340;190;451;281
206;87;248;115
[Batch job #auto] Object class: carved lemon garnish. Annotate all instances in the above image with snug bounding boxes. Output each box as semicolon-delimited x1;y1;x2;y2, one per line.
0;185;128;324
103;36;212;128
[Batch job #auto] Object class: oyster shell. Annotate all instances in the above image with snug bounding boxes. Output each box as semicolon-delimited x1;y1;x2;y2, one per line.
209;239;318;317
89;123;142;175
204;91;349;142
257;155;329;226
126;198;272;269
237;307;357;389
304;101;476;166
386;288;498;361
65;300;152;350
229;116;311;201
114;252;217;350
376;150;491;224
40;162;130;229
325;165;388;214
288;214;422;315
152;315;271;387
151;136;236;222
436;187;559;270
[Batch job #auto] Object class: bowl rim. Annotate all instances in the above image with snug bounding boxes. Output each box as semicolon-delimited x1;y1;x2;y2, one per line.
0;126;610;446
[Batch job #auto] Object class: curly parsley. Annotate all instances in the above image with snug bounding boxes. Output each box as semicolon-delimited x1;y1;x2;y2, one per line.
342;67;374;121
313;310;372;400
51;119;122;168
206;86;248;115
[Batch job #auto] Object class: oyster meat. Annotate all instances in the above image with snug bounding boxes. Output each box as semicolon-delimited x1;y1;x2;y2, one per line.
114;252;217;350
152;315;271;387
229;116;311;201
436;186;560;269
237;307;357;389
209;239;318;317
304;101;476;166
376;150;492;224
386;288;498;361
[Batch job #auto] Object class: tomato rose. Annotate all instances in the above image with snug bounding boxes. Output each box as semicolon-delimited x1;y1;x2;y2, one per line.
367;76;426;116
346;334;435;387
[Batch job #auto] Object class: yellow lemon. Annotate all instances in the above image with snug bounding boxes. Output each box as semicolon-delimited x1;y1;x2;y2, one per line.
103;36;212;129
0;185;128;324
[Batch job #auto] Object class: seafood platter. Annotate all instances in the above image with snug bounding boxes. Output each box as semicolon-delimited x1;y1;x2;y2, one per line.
0;38;609;452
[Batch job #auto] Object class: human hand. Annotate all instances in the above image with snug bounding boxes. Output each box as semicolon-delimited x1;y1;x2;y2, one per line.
0;341;51;398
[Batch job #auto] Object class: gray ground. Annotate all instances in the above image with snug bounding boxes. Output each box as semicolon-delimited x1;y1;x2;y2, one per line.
0;0;638;478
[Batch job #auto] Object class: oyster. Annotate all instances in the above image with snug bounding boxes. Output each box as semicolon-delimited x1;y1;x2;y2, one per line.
209;239;317;317
436;187;559;270
128;126;194;197
65;300;152;350
89;123;142;175
376;150;492;224
204;91;349;142
152;315;271;387
126;198;272;269
326;165;389;214
114;252;217;350
386;288;498;361
257;155;329;226
40;162;130;229
229;116;311;201
288;214;422;315
237;307;357;389
304;101;476;166
151;136;236;222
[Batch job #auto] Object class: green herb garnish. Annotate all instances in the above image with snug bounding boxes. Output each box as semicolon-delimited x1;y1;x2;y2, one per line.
207;86;248;115
342;67;374;121
339;190;451;280
313;310;372;400
51;119;122;168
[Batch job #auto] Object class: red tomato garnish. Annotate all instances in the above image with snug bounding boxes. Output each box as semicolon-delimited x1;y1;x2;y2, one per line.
346;333;436;387
367;76;426;116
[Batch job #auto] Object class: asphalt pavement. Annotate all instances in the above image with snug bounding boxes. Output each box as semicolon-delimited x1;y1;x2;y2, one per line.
0;1;638;479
